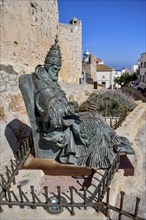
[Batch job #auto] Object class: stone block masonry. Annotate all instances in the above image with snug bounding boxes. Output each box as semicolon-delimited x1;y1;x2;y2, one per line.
59;19;82;84
0;0;58;74
1;0;82;84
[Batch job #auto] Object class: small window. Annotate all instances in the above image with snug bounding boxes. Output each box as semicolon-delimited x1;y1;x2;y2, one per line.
144;62;146;68
144;72;146;83
141;62;143;68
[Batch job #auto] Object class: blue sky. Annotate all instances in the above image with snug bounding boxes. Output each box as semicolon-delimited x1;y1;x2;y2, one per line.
58;0;146;70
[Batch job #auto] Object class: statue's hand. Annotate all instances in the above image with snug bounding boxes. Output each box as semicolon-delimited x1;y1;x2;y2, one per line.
43;131;67;148
65;104;75;115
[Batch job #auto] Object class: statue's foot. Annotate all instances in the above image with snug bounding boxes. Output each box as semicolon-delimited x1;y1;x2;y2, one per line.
67;154;77;164
117;145;135;155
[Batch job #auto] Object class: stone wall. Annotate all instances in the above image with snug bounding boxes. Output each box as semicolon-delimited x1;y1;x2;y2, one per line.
0;0;82;83
59;20;82;83
0;0;83;163
0;0;58;74
0;65;18;93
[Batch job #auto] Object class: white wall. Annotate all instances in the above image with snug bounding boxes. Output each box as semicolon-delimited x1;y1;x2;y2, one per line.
96;71;113;88
132;64;138;72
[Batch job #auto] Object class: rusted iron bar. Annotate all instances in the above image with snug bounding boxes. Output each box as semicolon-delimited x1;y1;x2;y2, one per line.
17;150;22;163
0;199;96;208
118;191;125;220
0;205;3;213
105;170;109;187
0;174;7;187
83;187;87;210
5;166;11;183
105;187;110;218
43;186;49;206
30;185;36;209
57;186;61;205
0;142;30;201
6;188;12;208
25;139;30;151
17;185;24;208
97;183;102;202
20;145;25;160
134;197;141;219
10;160;16;184
23;142;27;155
0;196;143;220
69;186;75;216
108;169;112;182
101;177;106;197
110;118;112;127
0;175;7;201
101;201;143;220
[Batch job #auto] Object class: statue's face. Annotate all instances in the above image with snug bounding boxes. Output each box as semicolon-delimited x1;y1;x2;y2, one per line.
47;65;61;81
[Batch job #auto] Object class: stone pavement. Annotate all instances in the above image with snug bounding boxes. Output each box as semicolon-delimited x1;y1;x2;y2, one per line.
0;101;146;220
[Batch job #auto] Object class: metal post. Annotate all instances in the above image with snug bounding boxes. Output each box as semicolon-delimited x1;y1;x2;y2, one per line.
17;150;21;163
118;191;125;220
7;188;12;208
57;186;61;205
105;187;110;218
105;170;109;188
29;135;33;149
17;185;24;208
23;141;27;155
44;186;48;205
134;197;141;219
30;185;36;209
83;187;87;210
0;174;6;187
110;118;112;127
102;177;106;197
98;183;102;202
108;170;112;183
69;186;75;216
5;166;10;183
10;160;16;185
25;139;29;151
21;144;25;160
0;205;3;213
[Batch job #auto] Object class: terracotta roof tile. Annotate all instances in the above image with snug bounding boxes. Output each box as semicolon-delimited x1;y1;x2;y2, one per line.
96;64;114;71
96;58;102;62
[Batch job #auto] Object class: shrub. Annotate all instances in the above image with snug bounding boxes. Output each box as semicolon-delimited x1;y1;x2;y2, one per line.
79;90;136;117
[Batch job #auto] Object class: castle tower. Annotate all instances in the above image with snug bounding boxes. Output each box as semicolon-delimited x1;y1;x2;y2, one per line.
59;17;82;83
70;17;81;25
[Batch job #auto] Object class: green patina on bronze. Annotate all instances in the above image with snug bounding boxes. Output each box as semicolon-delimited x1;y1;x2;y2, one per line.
19;36;134;169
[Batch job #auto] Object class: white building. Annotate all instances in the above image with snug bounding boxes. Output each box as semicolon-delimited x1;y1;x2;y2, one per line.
132;64;139;73
96;64;115;89
82;50;116;89
138;52;146;89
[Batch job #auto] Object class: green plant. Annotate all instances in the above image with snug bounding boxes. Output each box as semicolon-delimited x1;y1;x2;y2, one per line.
80;90;136;117
114;72;138;86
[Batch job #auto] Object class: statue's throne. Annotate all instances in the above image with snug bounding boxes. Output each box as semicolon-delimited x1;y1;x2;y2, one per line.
19;74;62;159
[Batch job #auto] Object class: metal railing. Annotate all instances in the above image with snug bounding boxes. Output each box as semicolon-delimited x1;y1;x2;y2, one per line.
104;109;128;130
0;136;143;219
